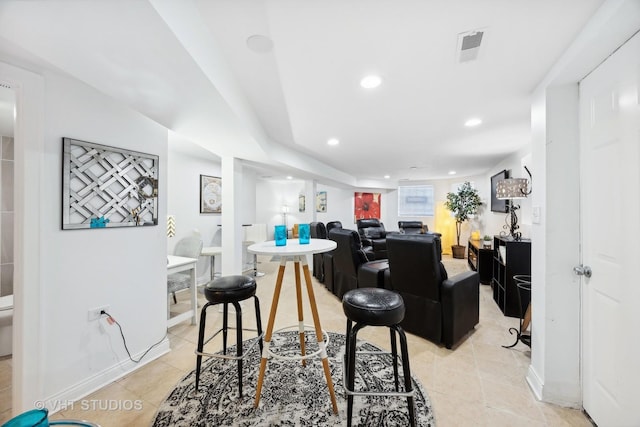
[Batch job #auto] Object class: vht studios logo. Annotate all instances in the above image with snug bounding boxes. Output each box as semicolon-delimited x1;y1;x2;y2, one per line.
34;399;143;412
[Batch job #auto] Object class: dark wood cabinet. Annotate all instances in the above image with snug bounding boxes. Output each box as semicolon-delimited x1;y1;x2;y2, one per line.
491;236;531;318
467;239;493;284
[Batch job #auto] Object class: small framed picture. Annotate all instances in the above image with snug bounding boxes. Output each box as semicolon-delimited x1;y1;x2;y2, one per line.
299;195;306;212
316;191;327;212
200;175;222;214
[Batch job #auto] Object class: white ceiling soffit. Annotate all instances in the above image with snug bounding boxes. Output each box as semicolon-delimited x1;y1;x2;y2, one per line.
0;0;269;162
0;0;609;184
151;0;356;186
196;0;606;182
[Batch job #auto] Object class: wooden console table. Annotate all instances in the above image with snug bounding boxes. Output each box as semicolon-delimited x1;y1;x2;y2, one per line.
467;239;493;284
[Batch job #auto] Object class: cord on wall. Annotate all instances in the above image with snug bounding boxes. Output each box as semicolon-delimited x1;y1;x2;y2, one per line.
100;310;167;363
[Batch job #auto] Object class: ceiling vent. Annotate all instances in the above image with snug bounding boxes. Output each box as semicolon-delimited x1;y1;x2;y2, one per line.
457;29;485;63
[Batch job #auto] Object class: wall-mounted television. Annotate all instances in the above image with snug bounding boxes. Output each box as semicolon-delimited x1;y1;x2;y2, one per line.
490;169;510;213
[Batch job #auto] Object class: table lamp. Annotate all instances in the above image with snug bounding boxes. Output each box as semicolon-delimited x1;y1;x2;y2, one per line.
496;166;532;241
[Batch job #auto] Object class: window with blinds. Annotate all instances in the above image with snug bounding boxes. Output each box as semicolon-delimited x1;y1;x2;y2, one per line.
398;185;434;216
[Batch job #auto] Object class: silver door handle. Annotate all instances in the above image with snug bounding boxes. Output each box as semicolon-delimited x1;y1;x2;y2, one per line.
573;265;592;278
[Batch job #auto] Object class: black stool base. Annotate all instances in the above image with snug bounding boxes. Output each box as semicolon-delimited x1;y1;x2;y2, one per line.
342;288;415;427
195;276;263;398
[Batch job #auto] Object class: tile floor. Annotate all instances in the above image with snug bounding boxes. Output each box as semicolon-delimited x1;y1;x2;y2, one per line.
0;255;592;426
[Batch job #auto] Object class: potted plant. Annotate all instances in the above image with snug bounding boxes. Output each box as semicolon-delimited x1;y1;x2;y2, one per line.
445;182;482;259
483;235;492;249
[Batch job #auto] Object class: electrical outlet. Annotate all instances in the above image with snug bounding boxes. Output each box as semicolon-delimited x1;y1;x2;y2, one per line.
88;305;110;321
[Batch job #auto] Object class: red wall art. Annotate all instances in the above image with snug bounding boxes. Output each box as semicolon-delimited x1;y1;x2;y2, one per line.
354;192;381;221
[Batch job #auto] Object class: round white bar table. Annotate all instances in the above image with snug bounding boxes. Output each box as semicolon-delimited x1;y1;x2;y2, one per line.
248;238;338;414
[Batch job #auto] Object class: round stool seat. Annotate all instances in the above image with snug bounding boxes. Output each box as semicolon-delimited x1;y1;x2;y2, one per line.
204;275;256;304
342;288;405;326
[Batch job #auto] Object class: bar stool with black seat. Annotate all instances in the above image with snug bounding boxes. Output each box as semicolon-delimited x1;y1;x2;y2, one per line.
342;287;415;427
195;275;263;397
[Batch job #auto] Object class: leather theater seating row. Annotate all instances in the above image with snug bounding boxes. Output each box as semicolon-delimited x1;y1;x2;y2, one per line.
309;221;479;349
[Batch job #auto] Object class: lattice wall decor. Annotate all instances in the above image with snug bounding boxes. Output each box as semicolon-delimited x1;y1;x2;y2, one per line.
62;137;159;230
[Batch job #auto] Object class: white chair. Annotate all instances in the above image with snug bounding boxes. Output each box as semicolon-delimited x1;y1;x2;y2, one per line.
168;235;203;304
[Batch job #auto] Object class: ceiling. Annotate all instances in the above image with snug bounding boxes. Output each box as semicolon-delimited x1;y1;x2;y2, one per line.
0;0;605;187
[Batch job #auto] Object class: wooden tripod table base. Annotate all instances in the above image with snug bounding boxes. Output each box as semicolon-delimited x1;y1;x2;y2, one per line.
248;241;338;415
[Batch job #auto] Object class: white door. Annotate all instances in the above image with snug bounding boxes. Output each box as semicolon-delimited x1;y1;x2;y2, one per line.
579;31;640;427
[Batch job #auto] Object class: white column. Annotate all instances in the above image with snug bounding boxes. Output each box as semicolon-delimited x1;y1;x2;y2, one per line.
221;156;243;275
529;84;581;407
310;180;317;223
3;61;46;412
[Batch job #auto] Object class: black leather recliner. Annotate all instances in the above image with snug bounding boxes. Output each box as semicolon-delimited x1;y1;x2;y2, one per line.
385;233;479;349
322;221;343;293
326;221;343;233
328;228;388;299
356;218;389;260
309;222;327;282
397;221;442;259
398;220;427;234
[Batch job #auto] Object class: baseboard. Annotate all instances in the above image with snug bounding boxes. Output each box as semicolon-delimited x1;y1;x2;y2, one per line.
43;337;170;414
526;364;544;401
526;364;582;409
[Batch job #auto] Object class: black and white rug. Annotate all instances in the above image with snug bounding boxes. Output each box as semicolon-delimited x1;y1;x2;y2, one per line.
153;331;435;426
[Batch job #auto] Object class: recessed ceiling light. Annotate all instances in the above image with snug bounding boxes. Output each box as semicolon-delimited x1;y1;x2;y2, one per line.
384;175;390;179
246;35;274;53
286;176;293;180
327;138;339;146
360;75;382;89
448;171;456;175
464;118;482;127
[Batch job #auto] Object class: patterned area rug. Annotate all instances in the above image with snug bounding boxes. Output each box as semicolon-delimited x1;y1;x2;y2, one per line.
153;331;435;426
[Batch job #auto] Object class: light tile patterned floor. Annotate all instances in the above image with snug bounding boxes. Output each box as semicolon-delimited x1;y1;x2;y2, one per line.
1;255;591;426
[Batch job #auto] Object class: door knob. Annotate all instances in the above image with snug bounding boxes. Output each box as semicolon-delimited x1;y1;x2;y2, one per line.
573;265;592;278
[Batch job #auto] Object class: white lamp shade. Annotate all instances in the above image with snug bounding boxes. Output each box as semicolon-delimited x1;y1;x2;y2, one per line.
496;178;529;200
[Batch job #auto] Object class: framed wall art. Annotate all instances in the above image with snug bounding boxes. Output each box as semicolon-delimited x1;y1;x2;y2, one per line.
354;192;381;221
316;191;327;212
200;175;222;213
299;194;306;212
62;137;159;230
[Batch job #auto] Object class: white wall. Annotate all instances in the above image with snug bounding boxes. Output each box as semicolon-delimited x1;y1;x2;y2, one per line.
3;59;46;412
536;84;582;406
44;70;170;400
256;163;533;252
314;183;361;229
167;135;221;282
482;148;533;240
167;138;258;279
526;0;640;408
256;180;400;236
18;67;170;407
256;179;316;239
528;82;583;408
